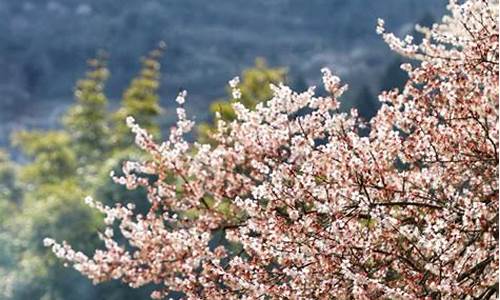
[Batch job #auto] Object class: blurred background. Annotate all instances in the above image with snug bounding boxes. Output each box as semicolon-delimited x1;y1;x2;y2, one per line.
0;0;445;299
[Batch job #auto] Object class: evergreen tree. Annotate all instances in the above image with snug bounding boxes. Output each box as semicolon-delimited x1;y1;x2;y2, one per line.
113;42;166;148
62;52;111;165
6;128;102;300
2;47;169;300
12;131;77;186
0;150;21;206
197;58;287;143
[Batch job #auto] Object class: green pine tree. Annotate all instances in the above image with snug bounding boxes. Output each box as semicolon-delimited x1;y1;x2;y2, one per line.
0;150;21;206
12;131;77;186
113;42;166;148
3;48;168;300
197;58;287;144
62;52;111;165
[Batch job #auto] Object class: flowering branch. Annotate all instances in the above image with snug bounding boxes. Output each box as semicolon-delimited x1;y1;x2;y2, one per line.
46;1;498;299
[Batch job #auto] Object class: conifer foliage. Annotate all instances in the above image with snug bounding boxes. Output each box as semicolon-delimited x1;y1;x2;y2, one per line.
1;46;166;300
113;42;166;147
63;52;111;163
198;58;287;144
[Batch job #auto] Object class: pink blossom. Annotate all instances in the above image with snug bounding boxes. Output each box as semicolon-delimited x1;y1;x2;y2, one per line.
46;1;498;298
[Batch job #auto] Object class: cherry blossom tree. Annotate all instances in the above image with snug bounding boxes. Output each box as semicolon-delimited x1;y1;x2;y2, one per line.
45;0;499;299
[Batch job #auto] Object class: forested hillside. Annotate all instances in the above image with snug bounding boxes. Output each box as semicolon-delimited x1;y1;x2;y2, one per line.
0;0;444;146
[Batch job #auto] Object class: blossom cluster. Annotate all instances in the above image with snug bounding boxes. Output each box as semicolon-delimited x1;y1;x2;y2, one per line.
46;1;498;299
